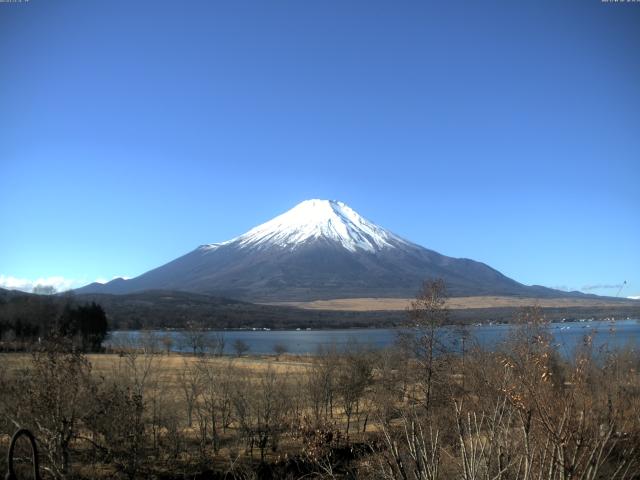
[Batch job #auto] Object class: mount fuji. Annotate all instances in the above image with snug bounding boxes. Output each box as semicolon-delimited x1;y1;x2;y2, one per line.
76;199;570;301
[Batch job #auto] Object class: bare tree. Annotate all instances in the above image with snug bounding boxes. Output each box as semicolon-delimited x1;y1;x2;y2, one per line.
210;331;226;356
178;360;201;428
403;279;449;413
336;345;373;435
232;367;290;461
182;322;207;355
195;357;237;452
307;344;339;425
372;346;408;425
112;333;158;398
233;339;250;357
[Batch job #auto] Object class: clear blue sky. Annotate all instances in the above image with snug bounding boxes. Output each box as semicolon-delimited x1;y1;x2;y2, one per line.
1;0;639;298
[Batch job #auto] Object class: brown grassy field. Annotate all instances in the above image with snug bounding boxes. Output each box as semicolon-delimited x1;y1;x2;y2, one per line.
0;352;328;477
1;308;638;480
0;352;312;395
266;295;639;311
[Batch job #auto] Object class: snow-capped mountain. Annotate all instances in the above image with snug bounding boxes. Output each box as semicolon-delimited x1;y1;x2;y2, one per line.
76;199;565;301
203;199;408;253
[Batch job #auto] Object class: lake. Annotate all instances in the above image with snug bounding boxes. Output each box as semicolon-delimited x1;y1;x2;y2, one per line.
107;318;640;357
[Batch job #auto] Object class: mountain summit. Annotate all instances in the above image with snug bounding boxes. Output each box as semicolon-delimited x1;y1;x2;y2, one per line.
203;199;408;253
76;200;567;301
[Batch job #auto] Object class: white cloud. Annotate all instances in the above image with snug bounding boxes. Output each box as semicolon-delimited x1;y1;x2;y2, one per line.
628;295;640;300
0;274;78;293
0;274;129;293
95;276;131;284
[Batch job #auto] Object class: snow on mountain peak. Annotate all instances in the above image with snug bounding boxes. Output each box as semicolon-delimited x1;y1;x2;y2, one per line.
219;199;409;252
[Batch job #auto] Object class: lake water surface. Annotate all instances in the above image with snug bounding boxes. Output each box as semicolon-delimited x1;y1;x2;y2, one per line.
108;319;640;357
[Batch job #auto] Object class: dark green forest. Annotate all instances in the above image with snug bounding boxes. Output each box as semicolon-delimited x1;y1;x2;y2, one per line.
0;292;108;352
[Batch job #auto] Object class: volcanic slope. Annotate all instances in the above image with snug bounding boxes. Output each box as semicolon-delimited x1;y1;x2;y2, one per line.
76;199;583;301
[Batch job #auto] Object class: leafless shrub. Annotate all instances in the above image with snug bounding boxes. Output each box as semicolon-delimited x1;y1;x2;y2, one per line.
3;338;95;479
178;359;201;428
85;380;145;479
194;357;237;453
273;342;288;360
307;344;340;427
232;367;291;461
378;407;441;480
336;344;374;435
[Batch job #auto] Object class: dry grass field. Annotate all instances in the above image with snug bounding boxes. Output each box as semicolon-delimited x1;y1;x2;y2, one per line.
1;304;638;479
1;352;313;400
0;351;338;478
267;295;639;311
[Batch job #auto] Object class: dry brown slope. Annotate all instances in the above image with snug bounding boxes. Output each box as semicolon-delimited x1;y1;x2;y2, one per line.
266;296;638;311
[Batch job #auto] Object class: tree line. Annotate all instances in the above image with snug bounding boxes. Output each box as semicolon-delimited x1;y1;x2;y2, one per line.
0;293;108;352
